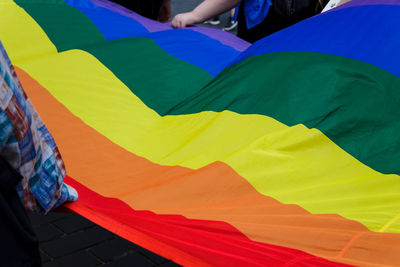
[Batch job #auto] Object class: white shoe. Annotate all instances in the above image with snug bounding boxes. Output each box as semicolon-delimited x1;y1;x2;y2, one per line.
204;17;221;25
223;20;238;31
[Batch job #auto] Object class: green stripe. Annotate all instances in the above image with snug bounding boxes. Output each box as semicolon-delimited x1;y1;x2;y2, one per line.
170;51;400;176
16;0;213;114
16;0;400;175
84;37;212;114
15;0;106;52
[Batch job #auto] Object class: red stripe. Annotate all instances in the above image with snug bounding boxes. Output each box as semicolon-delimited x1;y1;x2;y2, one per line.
64;176;350;266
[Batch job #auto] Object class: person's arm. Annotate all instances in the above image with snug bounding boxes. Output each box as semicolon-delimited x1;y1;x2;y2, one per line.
172;0;241;28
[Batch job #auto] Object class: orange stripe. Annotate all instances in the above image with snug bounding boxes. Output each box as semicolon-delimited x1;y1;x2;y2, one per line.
63;176;349;267
16;67;400;266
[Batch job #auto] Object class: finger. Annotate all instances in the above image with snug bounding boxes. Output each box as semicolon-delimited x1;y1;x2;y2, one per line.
172;17;178;28
172;15;180;28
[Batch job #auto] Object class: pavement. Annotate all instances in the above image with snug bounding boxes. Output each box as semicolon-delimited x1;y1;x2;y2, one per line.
29;211;180;267
29;1;238;266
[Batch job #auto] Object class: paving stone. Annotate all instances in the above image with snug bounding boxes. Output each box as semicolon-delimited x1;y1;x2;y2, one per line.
158;261;182;267
35;224;64;242
103;252;154;267
89;237;138;262
139;248;169;265
40;250;52;263
42;261;59;267
52;251;101;267
41;226;113;258
90;235;177;265
99;237;169;264
28;212;69;227
52;213;95;234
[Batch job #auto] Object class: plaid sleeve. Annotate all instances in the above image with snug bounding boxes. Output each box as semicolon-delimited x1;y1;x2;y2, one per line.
0;41;78;212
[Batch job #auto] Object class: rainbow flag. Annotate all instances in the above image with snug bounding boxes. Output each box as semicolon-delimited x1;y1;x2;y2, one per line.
1;0;400;265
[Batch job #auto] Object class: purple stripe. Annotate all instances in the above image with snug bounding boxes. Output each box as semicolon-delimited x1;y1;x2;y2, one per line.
331;0;400;12
90;0;250;51
189;27;250;52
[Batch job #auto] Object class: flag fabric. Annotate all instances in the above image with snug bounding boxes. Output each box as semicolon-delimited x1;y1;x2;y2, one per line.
1;0;400;265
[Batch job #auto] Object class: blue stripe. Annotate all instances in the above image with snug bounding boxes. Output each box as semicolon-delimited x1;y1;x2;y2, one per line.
64;0;149;39
145;29;241;77
233;5;400;77
64;0;240;77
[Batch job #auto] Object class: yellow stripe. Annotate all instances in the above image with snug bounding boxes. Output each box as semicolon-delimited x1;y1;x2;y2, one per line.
380;213;400;233
2;1;399;233
0;1;57;64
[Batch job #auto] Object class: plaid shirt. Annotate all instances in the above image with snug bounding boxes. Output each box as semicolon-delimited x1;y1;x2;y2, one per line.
0;41;77;212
